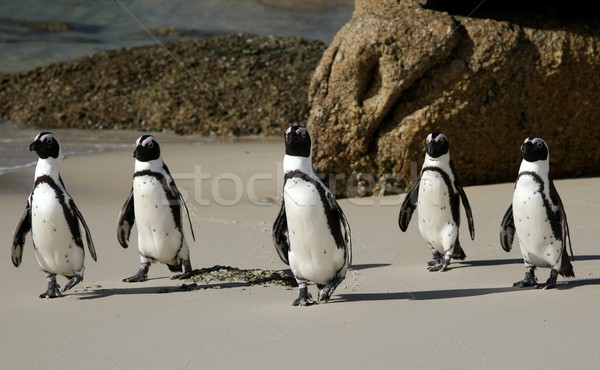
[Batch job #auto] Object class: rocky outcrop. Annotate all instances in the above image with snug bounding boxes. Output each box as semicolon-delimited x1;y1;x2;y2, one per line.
308;0;600;197
0;35;326;137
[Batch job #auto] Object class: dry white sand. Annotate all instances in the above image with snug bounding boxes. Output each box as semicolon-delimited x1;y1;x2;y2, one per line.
1;135;599;369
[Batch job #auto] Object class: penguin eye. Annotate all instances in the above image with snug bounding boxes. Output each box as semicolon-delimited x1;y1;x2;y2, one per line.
147;142;154;148
43;137;53;144
535;141;542;148
301;132;307;139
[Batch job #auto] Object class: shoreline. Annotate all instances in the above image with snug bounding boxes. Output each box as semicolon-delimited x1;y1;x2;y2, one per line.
0;120;281;175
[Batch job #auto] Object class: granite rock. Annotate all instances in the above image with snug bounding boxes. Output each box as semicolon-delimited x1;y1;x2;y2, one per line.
307;0;600;197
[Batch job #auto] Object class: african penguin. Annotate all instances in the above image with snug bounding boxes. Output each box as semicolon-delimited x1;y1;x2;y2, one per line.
117;135;195;282
398;132;475;271
500;137;574;289
12;132;97;298
273;126;352;306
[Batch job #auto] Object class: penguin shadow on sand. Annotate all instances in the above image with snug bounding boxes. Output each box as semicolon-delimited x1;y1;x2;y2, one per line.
337;254;600;302
337;287;517;303
76;280;250;300
553;254;600;290
350;263;392;271
336;276;575;303
430;255;600;291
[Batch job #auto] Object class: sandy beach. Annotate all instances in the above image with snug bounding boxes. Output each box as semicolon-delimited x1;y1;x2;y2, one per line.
1;135;600;369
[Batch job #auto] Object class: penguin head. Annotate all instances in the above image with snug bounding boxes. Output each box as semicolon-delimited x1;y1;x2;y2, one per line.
425;132;449;159
521;137;548;162
133;135;161;162
29;132;60;159
284;126;311;157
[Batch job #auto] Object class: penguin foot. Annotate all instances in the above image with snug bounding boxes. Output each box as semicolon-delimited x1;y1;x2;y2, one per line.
171;260;193;280
440;258;450;272
427;255;443;267
427;262;443;272
292;293;315;306
513;271;537;288
40;275;62;298
317;277;343;303
171;271;193;280
292;284;315;306
428;258;449;272
39;283;63;299
123;264;150;283
543;269;559;290
63;275;83;292
123;272;148;282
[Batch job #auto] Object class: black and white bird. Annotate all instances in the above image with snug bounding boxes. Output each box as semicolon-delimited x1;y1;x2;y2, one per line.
398;132;475;271
500;137;574;289
117;135;195;282
12;132;97;298
273;126;352;306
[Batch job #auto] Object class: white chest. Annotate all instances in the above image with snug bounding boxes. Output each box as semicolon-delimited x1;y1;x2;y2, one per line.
418;170;453;209
513;176;560;266
31;183;65;227
416;170;457;247
283;177;343;284
133;174;183;261
30;183;83;275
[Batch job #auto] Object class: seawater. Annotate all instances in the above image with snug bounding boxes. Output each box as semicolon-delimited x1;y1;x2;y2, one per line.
0;0;353;173
0;0;353;74
0;121;213;175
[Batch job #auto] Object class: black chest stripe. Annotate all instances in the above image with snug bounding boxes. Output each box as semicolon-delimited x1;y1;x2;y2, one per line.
133;170;183;233
284;170;345;250
516;171;562;241
421;166;460;225
33;175;82;248
421;166;455;194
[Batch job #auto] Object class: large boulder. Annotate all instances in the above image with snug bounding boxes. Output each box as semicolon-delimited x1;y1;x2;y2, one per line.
0;34;326;137
307;0;600;197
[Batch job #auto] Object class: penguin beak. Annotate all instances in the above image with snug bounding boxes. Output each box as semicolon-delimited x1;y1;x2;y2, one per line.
133;146;139;159
29;140;41;152
521;141;533;154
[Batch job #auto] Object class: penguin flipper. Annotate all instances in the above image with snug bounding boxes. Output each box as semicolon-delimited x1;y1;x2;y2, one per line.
499;204;515;252
272;200;290;265
326;191;352;267
163;164;195;242
70;199;97;262
117;188;135;249
178;192;196;242
549;179;574;261
12;199;32;267
398;178;420;232
455;182;475;240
